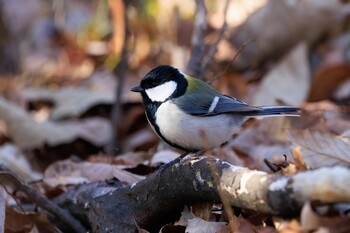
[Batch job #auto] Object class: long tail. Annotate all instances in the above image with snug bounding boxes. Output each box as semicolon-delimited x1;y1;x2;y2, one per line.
245;106;301;118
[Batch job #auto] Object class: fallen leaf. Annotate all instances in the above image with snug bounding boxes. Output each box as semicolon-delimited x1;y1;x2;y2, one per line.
124;127;160;151
5;208;34;232
88;151;151;167
301;202;350;232
159;224;185;233
149;150;180;166
212;146;246;168
80;69;117;92
185;217;227;233
43;159;144;189
225;216;256;233
175;206;197;226
290;100;350;135
0;143;42;181
0;96;112;149
5;208;57;233
23;87;115;120
288;130;350;168
273;218;302;233
308;64;350;102
250;144;293;172
253;43;310;106
326;118;350;135
231;118;294;171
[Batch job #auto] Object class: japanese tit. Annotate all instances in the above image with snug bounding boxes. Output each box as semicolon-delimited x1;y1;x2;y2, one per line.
131;65;300;152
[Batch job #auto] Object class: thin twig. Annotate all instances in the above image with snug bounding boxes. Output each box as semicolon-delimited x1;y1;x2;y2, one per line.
109;0;129;151
208;39;255;84
186;0;207;79
201;0;230;77
0;165;86;233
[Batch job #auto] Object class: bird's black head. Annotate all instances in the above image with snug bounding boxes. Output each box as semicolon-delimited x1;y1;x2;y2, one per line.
131;65;188;103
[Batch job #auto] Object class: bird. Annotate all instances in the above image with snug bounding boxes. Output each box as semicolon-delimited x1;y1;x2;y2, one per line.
131;65;300;152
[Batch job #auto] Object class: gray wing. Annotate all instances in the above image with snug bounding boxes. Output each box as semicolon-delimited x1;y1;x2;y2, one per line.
174;93;261;116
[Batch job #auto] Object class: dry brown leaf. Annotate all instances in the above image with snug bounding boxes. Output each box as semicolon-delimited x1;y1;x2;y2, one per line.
227;216;256;233
192;202;213;221
43;159;144;189
88;151;150;167
326;118;350;135
308;64;350;102
80;70;117;92
5;208;34;232
253;43;310;106
301;202;350;232
274;218;302;233
0;143;42;181
211;147;246;168
5;208;57;233
159;224;185;233
124;127;160;151
149;150;180;166
290;101;350;135
291;147;308;172
231;118;294;171
288;130;350;168
175;206;197;226
185;217;227;233
0;96;112;149
334;79;350;101
230;0;341;70
211;72;249;101
23;87;115;120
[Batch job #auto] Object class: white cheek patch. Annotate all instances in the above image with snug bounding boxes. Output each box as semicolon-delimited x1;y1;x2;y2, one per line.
145;81;177;102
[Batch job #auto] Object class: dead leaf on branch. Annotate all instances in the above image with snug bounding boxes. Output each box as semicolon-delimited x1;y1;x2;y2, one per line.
0;96;112;150
288;129;350;168
43;159;144;190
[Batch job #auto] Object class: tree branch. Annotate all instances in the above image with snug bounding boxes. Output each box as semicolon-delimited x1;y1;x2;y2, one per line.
0;165;87;233
201;0;230;77
186;0;207;78
108;0;129;151
208;39;255;84
55;156;350;232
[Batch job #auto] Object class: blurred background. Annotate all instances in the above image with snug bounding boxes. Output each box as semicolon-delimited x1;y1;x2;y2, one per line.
2;0;350;231
0;0;350;175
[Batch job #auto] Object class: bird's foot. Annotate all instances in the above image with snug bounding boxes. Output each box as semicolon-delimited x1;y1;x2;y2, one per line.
156;151;190;177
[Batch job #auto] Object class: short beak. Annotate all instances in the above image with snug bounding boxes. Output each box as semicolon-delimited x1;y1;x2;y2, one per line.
131;85;143;92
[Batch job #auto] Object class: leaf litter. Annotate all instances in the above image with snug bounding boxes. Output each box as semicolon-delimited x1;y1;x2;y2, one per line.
1;0;350;232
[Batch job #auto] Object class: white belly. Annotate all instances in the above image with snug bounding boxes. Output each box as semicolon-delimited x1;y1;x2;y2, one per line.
155;101;244;150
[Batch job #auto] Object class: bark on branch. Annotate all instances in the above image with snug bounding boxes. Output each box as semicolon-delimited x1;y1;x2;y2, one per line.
54;156;350;232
